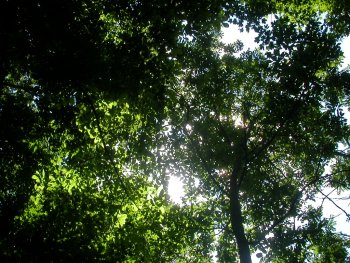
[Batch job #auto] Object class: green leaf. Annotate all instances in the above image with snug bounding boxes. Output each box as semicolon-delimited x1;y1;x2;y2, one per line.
32;174;40;183
117;214;128;227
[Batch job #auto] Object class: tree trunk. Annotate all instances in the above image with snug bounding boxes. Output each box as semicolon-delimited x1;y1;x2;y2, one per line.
230;129;252;263
230;176;252;263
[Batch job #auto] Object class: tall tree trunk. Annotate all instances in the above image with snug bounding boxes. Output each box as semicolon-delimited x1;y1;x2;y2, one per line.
230;176;252;263
230;128;251;263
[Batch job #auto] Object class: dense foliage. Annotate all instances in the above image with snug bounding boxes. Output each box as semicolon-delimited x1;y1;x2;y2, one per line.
1;0;350;262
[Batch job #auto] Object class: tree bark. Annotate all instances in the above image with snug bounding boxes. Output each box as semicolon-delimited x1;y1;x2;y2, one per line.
230;175;252;263
230;128;252;263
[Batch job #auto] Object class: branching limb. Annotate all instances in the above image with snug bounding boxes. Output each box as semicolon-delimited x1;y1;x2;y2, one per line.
320;188;336;208
318;189;350;220
182;127;230;196
176;94;230;196
251;158;324;246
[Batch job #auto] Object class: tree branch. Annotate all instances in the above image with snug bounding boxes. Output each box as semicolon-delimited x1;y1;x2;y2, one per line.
318;189;350;220
249;120;287;161
251;158;324;246
182;127;230;196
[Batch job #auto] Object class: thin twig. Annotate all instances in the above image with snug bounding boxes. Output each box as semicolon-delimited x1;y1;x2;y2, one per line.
320;188;336;208
318;189;350;220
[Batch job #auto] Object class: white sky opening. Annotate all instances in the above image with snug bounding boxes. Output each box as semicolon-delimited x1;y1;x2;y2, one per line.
221;23;259;50
341;36;350;69
168;175;184;204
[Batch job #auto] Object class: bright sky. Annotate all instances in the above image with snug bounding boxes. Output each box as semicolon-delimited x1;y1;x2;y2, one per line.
341;36;350;69
168;175;184;204
222;23;258;52
168;22;350;262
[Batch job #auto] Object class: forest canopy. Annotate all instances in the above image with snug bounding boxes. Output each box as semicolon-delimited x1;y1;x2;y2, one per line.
1;0;350;262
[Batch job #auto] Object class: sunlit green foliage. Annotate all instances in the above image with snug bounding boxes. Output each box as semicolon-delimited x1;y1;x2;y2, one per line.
1;0;350;262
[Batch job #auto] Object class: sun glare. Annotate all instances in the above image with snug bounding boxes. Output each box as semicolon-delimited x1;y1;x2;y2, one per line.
168;175;185;204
